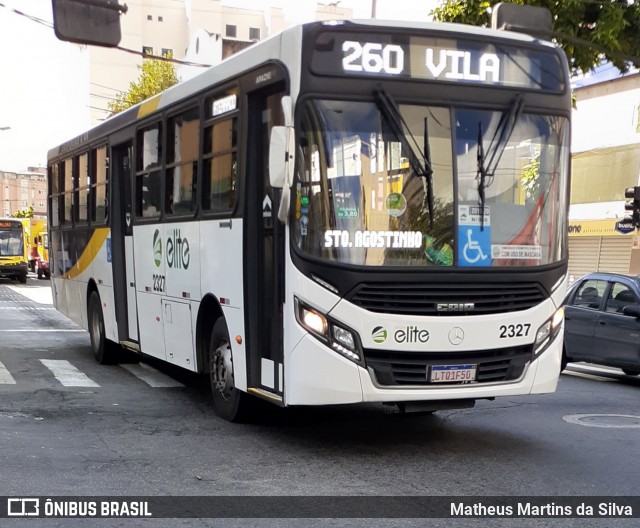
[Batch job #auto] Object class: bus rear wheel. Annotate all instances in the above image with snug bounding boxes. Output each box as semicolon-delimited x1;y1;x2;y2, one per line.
208;318;252;422
88;291;117;364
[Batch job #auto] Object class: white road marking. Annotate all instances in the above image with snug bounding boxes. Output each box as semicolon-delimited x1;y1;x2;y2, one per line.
0;307;55;310
5;285;53;305
0;361;16;384
39;359;100;387
120;363;184;388
0;329;85;332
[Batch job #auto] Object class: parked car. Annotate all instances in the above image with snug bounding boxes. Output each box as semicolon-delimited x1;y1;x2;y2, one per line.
563;272;640;375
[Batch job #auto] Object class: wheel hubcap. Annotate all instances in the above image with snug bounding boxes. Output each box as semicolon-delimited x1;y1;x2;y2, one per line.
212;342;234;400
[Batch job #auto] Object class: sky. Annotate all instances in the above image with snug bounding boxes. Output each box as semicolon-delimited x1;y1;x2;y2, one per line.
0;0;439;172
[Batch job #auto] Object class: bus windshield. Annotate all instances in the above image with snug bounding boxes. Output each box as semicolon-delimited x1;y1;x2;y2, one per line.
294;99;569;268
0;227;24;257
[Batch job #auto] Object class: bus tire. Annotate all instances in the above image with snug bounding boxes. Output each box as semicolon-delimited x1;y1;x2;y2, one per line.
88;291;117;365
208;318;251;422
18;272;27;284
560;346;570;372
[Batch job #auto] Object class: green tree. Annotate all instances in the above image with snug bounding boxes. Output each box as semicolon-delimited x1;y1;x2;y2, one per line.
12;205;34;218
431;0;640;75
108;56;180;114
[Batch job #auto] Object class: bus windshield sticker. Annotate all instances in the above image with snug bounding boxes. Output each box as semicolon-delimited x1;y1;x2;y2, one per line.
336;207;359;219
458;225;491;267
385;192;407;217
491;245;542;260
323;230;423;249
458;205;490;226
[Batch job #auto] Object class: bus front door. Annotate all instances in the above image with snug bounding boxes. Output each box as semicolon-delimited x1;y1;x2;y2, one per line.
111;141;138;343
245;82;287;401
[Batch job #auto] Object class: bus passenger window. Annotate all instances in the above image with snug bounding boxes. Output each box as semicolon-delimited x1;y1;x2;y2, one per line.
167;108;199;215
78;152;89;222
93;146;109;224
62;158;74;225
49;163;60;227
136;170;162;218
136;124;162;218
202;117;237;212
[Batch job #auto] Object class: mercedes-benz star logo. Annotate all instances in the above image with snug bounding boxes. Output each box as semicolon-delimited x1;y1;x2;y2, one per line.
448;327;465;346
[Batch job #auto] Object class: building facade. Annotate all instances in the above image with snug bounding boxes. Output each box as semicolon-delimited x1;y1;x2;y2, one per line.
89;0;352;124
568;70;640;281
0;167;47;218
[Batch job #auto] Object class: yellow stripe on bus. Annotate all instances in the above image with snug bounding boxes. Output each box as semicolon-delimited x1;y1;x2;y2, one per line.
63;228;110;280
137;96;161;118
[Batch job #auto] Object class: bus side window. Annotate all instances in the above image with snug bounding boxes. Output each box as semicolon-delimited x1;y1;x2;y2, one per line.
136;123;162;218
93;146;109;224
49;163;60;228
202;117;237;213
166;107;199;215
62;158;74;225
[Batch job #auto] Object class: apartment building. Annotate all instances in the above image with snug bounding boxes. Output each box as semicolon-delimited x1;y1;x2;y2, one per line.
89;0;352;124
0;167;47;218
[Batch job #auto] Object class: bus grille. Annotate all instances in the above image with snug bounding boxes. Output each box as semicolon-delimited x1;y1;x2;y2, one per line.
364;345;532;386
347;282;546;316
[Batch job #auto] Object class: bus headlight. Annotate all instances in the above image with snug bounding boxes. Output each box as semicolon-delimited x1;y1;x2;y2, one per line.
299;305;328;335
533;306;564;359
295;298;362;364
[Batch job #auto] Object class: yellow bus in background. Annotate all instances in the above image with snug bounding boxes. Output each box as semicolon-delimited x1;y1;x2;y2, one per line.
24;218;50;279
0;218;28;283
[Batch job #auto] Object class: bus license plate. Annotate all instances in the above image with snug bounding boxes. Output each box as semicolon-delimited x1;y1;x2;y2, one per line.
430;364;476;383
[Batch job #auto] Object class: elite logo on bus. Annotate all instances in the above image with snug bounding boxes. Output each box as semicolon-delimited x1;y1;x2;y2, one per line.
166;228;190;270
372;325;430;344
151;228;190;270
372;326;387;344
153;229;162;267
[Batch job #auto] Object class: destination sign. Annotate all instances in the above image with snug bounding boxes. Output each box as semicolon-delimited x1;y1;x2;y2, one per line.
310;31;565;92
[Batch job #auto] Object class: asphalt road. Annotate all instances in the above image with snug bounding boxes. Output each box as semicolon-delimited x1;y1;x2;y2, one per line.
1;275;639;528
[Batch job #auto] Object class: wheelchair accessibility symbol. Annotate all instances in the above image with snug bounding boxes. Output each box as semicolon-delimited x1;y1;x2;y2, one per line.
458;226;491;267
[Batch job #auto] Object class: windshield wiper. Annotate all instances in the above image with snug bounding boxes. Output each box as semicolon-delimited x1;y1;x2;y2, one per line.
476;94;525;230
374;88;435;228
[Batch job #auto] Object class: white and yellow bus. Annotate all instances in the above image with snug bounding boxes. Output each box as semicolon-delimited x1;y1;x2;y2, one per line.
48;16;571;421
0;218;28;283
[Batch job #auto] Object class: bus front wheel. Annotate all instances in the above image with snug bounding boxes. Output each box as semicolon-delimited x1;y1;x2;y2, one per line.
88;292;117;364
208;318;251;422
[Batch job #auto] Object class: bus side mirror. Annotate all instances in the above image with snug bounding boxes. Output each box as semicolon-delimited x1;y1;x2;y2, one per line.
269;126;295;189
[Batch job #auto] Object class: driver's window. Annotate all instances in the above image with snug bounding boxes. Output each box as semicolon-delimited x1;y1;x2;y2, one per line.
573;279;606;310
605;283;637;314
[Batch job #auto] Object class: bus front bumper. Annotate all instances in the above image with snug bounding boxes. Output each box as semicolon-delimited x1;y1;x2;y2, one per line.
0;262;28;278
285;334;561;406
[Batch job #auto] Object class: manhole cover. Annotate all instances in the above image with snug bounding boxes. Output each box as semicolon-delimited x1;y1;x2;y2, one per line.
563;414;640;428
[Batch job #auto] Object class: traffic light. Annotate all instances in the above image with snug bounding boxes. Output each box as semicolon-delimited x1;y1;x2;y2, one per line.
624;186;640;228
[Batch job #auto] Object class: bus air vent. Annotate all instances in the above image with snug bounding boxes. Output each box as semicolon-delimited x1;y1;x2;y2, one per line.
347;282;546;316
